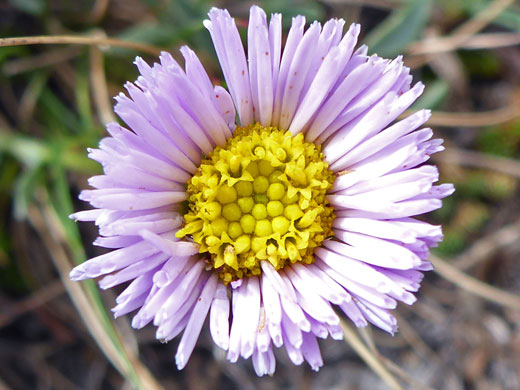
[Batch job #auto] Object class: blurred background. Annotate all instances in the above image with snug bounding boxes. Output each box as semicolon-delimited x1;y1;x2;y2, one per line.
0;0;520;389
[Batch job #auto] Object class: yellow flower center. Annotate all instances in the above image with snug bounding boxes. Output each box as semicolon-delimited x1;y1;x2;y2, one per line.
176;123;335;283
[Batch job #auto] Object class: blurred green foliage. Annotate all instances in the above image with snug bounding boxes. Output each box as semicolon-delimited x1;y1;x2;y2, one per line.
460;51;501;79
463;0;520;30
8;0;46;16
478;123;520;158
365;0;432;58
411;79;451;110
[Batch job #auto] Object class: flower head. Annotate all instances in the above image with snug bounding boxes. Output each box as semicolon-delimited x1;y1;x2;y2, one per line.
70;5;454;376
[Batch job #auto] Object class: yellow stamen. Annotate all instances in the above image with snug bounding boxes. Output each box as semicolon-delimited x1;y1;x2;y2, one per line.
176;123;335;283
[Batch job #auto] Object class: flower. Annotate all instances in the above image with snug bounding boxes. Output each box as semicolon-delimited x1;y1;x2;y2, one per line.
70;5;454;376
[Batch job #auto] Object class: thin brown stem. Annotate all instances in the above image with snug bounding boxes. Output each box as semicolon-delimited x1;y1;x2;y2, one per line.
430;255;520;310
403;104;520;128
460;32;520;49
433;148;520;179
407;0;515;56
89;44;116;125
340;320;403;390
0;35;163;56
0;280;64;328
453;219;520;270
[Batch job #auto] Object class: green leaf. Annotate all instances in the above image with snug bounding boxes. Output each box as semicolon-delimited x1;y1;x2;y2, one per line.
411;79;450;110
45;170;152;389
39;89;81;135
365;0;433;58
433;229;466;257
12;165;43;219
462;0;520;31
0;158;18;193
0;45;28;64
49;156;87;263
261;0;325;27
0;131;99;174
8;0;45;16
0;132;52;168
75;60;96;135
117;22;179;47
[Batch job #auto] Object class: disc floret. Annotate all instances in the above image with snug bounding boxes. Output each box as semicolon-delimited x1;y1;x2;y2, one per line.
176;123;335;283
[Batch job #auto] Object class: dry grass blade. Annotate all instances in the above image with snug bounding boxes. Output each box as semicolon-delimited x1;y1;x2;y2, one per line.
88;0;110;23
460;32;520;49
376;356;434;390
0;280;64;328
0;36;162;56
449;0;515;40
419;105;520;127
433;147;520;179
357;325;377;353
407;0;515;55
340;319;403;390
27;199;162;390
430;255;520;310
27;204;127;376
393;312;437;360
90;43;116;124
2;47;80;76
358;323;432;389
453;219;520;270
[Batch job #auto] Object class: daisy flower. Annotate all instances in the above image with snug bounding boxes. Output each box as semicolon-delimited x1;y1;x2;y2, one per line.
70;5;454;376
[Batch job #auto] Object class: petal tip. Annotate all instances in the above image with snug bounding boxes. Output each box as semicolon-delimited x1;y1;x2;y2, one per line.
69;267;86;281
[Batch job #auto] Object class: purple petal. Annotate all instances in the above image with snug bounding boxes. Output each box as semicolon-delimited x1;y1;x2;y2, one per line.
301;332;323;371
279;21;321;130
252;347;276;376
175;273;218;369
289;24;360;135
248;5;273;125
204;8;254;125
210;282;230;350
272;15;306;127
